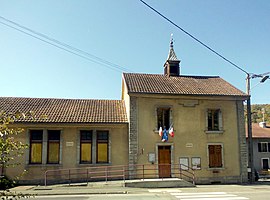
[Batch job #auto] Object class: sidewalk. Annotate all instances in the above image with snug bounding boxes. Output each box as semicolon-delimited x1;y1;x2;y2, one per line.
9;180;148;196
8;178;270;196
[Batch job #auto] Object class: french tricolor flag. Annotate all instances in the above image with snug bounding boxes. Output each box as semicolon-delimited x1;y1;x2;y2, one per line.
169;127;174;137
158;127;163;136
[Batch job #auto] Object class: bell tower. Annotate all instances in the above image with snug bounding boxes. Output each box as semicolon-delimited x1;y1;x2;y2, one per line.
164;35;181;76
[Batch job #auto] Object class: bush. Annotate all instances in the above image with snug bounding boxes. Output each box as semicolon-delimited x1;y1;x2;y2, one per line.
0;176;17;190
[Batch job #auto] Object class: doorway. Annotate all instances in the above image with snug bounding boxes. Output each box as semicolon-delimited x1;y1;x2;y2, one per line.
158;146;171;178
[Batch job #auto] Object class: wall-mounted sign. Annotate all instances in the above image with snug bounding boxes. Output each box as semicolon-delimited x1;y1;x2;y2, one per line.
179;157;189;170
186;143;193;148
148;152;155;164
191;157;201;170
66;142;74;147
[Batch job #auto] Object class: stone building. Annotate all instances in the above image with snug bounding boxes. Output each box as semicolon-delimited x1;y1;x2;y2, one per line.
1;40;249;184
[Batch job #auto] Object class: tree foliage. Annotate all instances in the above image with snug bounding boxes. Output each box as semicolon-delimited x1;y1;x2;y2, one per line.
251;104;270;124
0;111;32;176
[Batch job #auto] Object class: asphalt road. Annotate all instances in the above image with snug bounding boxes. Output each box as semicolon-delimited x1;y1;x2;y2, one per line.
34;193;174;200
32;184;270;200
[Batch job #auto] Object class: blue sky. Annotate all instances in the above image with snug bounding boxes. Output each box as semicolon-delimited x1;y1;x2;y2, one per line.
0;0;269;104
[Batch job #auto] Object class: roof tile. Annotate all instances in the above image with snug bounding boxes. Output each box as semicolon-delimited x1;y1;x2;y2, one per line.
0;97;128;124
123;73;248;97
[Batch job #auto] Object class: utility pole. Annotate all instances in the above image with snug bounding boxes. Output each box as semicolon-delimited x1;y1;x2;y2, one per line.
246;74;254;183
246;72;269;183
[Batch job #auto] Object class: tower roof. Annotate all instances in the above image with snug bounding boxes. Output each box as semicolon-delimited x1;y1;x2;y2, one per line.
167;36;179;61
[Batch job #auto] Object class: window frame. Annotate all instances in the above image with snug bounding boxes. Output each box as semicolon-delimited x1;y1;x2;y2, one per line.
96;130;109;163
205;109;223;133
156;107;172;130
47;130;61;164
258;142;269;152
80;130;93;164
29;130;43;164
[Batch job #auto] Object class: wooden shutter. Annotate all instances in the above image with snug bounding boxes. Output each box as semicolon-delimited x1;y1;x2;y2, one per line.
206;110;209;130
208;145;222;168
218;109;223;130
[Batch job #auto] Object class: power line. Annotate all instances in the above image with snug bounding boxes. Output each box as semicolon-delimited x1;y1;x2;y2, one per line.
0;16;132;73
139;0;249;75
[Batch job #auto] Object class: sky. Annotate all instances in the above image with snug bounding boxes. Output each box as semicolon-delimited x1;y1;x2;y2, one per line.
0;0;269;104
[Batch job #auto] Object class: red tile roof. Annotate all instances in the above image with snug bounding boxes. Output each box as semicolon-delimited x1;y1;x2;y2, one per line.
123;73;248;97
0;97;127;123
246;123;270;138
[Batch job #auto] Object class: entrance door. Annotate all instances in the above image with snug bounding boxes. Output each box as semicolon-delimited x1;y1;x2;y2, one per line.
158;146;171;178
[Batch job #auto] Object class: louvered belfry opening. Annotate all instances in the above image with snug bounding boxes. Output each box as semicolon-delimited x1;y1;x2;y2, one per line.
164;60;180;77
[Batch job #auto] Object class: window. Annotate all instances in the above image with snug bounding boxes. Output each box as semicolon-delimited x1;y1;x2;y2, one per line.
157;107;171;130
30;130;43;164
28;129;62;165
208;145;223;168
80;130;92;163
47;130;60;164
258;142;270;152
262;158;269;170
206;109;223;132
97;131;109;163
79;130;110;164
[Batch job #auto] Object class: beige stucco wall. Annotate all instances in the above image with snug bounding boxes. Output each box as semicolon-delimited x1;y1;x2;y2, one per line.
122;78;130;121
132;94;245;183
5;123;128;184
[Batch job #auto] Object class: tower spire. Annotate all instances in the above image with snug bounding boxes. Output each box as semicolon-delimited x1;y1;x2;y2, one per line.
170;33;174;48
164;34;181;76
167;34;178;61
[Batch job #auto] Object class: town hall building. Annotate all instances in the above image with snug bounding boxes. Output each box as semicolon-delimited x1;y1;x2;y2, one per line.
0;40;249;184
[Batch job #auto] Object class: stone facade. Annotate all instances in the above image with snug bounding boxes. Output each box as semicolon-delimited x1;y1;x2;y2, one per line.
128;96;138;177
236;100;248;183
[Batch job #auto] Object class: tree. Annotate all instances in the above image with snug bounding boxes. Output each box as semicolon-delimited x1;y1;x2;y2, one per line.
251;104;270;124
0;111;31;177
0;111;34;199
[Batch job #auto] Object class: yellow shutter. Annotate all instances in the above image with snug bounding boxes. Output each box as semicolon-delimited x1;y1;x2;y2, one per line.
97;143;108;162
31;143;42;163
48;143;60;163
81;143;92;162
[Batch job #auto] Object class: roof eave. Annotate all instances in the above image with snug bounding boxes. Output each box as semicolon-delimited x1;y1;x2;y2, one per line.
127;91;248;100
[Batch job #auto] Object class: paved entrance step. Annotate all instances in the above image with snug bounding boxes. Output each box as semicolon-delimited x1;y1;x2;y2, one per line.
125;178;195;188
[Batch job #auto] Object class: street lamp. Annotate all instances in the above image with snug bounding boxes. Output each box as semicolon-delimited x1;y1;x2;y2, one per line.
246;72;270;183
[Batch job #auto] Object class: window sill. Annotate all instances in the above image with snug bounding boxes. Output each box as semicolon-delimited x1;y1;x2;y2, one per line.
205;130;224;134
77;163;111;166
207;167;225;171
27;164;62;167
154;129;176;134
